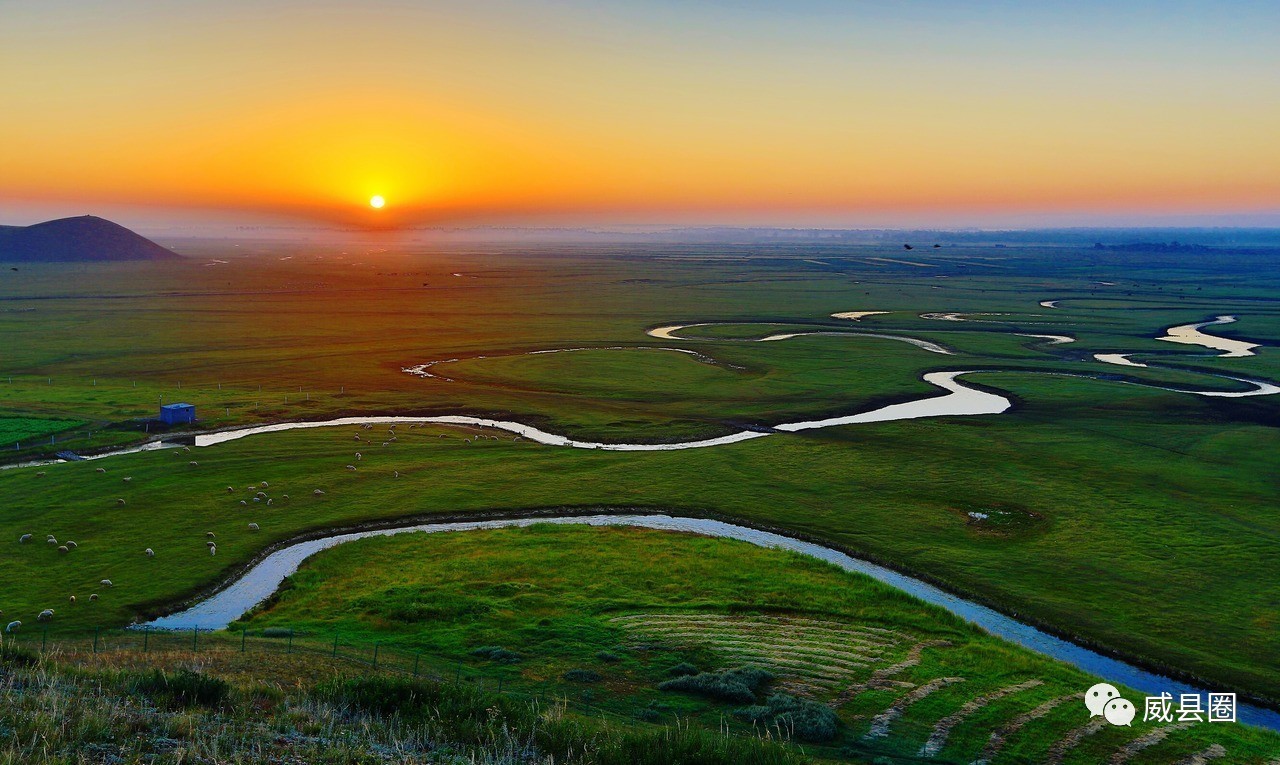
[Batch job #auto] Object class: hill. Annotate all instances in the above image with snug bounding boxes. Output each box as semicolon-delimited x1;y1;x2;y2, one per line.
0;215;180;262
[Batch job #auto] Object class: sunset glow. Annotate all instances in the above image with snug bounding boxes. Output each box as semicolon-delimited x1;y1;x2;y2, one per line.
2;1;1278;228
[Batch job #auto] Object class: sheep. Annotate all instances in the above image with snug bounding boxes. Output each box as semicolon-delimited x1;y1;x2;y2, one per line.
122;477;132;482
36;471;46;476
255;491;267;498
69;595;76;604
116;498;126;505
183;446;191;452
313;489;325;496
209;545;216;556
37;609;54;622
95;467;106;473
46;537;57;545
354;434;362;441
346;465;357;470
19;534;32;544
394;470;400;478
246;485;256;490
206;531;216;538
144;548;154;557
206;540;216;547
355;452;362;460
65;541;77;550
5;621;19;633
88;594;98;601
381;442;389;447
240;500;247;506
248;523;259;531
260;481;269;488
266;498;272;505
282;494;289;500
227;486;235;493
100;579;113;588
57;546;69;554
252;497;260;502
189;461;198;467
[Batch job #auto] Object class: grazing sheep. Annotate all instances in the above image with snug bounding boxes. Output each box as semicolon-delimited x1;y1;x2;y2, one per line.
69;595;76;604
354;434;362;441
5;621;20;633
206;540;216;547
355;452;361;460
206;531;216;538
19;534;32;543
57;546;69;554
266;498;272;505
227;486;235;493
116;498;126;505
46;537;57;545
240;500;247;506
88;594;98;601
122;477;132;482
464;438;472;444
313;489;325;496
346;465;356;470
253;497;260;502
65;541;77;550
183;446;191;452
95;467;106;473
282;494;289;500
189;461;198;466
37;609;54;622
260;481;269;488
144;548;154;557
36;471;46;476
248;523;259;531
381;442;389;447
246;485;256;490
209;545;216;556
255;491;267;498
100;579;113;588
394;470;400;478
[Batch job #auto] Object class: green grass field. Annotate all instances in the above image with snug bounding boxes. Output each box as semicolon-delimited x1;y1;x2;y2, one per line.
1;241;1278;762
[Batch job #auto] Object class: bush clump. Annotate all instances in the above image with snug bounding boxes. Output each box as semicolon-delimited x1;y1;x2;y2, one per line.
260;627;294;638
131;668;230;709
562;668;603;683
469;645;522;664
657;666;774;704
595;650;622;663
666;661;699;677
734;692;840;742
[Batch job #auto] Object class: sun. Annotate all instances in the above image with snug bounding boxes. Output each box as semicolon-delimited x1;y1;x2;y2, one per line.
369;195;385;209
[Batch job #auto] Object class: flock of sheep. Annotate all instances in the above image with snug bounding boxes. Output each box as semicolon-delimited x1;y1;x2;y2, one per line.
4;421;517;635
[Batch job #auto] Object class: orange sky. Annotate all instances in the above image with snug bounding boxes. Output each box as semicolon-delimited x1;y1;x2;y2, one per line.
3;1;1279;228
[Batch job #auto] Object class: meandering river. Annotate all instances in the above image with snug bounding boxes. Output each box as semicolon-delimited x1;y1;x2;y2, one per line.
140;512;1280;731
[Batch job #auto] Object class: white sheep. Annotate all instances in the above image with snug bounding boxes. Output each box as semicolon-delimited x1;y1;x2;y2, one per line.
266;498;272;505
5;621;20;633
252;497;260;502
122;477;132;482
183;446;191;452
37;609;54;621
46;537;57;545
206;540;216;547
88;594;98;601
255;491;267;498
36;471;46;476
116;498;126;505
144;548;154;557
346;465;356;470
313;489;325;496
260;481;269;488
282;494;289;500
227;486;235;493
100;579;113;588
354;434;362;441
355;452;362;460
240;500;248;505
65;541;77;550
69;595;76;604
248;523;259;531
189;461;198;467
57;546;69;554
209;545;216;556
95;467;106;473
19;534;32;544
206;531;216;538
394;471;400;478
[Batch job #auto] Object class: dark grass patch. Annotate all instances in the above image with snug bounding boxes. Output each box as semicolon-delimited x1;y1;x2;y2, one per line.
658;666;774;704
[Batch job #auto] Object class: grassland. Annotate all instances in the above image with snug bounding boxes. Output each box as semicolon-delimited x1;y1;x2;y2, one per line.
1;240;1278;745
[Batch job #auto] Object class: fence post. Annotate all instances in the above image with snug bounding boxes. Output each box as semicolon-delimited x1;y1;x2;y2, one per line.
144;626;149;653
413;654;420;677
241;629;247;653
287;629;294;654
192;627;198;651
93;627;100;654
372;642;379;669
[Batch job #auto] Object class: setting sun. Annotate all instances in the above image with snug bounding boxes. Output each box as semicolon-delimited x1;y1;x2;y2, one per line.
369;195;385;209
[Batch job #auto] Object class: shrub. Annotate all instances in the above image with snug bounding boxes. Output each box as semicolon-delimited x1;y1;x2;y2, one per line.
0;642;38;667
666;661;699;677
260;627;294;638
470;645;522;664
595;650;622;663
130;668;230;709
734;693;840;742
562;668;603;683
657;666;774;704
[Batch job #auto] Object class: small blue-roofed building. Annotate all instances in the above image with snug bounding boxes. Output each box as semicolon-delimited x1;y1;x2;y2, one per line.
159;403;196;425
